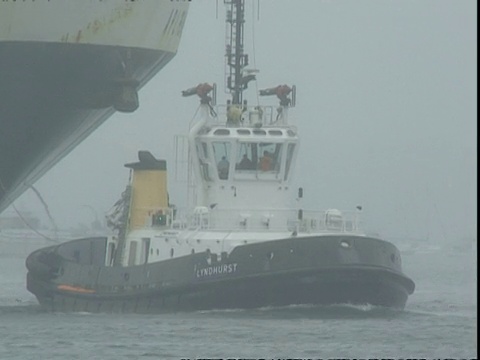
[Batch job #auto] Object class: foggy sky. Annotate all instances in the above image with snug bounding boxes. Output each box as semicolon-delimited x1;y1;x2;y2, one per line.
8;0;477;243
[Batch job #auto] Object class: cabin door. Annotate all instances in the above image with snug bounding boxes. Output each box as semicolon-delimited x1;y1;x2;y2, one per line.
128;241;137;266
141;237;151;264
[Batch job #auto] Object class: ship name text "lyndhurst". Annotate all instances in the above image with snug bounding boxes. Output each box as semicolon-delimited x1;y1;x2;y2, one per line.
195;263;238;278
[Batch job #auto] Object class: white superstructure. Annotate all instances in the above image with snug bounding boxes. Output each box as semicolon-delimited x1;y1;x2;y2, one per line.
107;87;365;267
100;0;364;268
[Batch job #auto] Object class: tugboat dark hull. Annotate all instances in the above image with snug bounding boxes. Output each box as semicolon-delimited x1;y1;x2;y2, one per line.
26;235;415;313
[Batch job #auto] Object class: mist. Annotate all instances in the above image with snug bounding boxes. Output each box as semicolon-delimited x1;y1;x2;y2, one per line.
7;0;477;246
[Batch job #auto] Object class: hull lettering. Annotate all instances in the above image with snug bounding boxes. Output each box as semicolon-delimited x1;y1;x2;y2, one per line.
195;263;238;279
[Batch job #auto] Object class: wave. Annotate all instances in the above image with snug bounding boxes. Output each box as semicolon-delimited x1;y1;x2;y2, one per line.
0;304;43;315
403;303;477;320
196;303;405;319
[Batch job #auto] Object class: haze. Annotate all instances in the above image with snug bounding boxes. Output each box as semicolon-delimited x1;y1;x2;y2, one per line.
7;0;477;246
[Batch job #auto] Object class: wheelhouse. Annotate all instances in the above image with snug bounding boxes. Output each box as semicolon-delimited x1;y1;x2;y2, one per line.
195;126;299;183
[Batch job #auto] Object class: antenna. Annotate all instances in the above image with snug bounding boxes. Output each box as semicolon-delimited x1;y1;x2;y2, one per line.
224;0;254;105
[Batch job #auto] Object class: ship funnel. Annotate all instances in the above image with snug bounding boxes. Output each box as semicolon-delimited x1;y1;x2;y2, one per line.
124;151;168;229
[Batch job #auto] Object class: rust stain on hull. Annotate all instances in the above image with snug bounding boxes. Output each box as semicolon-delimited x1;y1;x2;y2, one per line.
59;4;135;44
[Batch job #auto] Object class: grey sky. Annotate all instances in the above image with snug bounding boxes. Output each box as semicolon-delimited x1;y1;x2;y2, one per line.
9;0;477;243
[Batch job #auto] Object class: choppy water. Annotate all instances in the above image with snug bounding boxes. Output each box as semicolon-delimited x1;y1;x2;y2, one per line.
0;235;476;359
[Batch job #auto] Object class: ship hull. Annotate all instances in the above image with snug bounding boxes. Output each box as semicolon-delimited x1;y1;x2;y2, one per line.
26;235;415;313
0;42;174;212
0;0;189;213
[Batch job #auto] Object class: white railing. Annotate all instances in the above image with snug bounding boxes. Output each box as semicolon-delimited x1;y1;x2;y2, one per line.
205;105;289;127
165;208;363;234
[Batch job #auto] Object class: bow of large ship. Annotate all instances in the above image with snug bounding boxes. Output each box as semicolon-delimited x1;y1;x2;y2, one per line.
0;0;189;213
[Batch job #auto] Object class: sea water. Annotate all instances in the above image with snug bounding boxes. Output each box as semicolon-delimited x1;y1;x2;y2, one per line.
0;234;476;359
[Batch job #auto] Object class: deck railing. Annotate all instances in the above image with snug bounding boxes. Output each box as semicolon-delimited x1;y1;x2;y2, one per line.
205;105;289;127
165;207;363;234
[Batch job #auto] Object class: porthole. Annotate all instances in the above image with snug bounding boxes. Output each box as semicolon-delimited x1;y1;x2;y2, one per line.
214;129;230;135
252;129;266;136
268;130;283;136
237;129;251;135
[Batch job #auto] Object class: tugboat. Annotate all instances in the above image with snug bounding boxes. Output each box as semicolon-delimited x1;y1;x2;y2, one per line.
26;0;415;313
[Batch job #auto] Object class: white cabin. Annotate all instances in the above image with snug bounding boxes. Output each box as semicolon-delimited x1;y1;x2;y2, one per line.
105;90;365;267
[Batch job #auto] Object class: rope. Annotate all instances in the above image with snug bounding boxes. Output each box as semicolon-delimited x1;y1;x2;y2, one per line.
29;185;59;242
0;177;58;243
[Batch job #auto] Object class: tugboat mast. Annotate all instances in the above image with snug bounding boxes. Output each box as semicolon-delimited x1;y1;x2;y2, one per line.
225;0;250;105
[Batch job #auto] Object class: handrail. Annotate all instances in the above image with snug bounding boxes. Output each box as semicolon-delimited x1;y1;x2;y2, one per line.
143;207;364;234
201;105;290;127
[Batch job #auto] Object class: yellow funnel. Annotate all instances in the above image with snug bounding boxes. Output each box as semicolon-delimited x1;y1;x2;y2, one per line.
125;151;168;229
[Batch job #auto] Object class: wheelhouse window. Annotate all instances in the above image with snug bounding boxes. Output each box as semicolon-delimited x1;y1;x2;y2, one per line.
236;142;256;170
196;141;212;181
235;142;283;174
200;142;209;158
258;142;282;172
212;141;231;180
284;143;296;180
